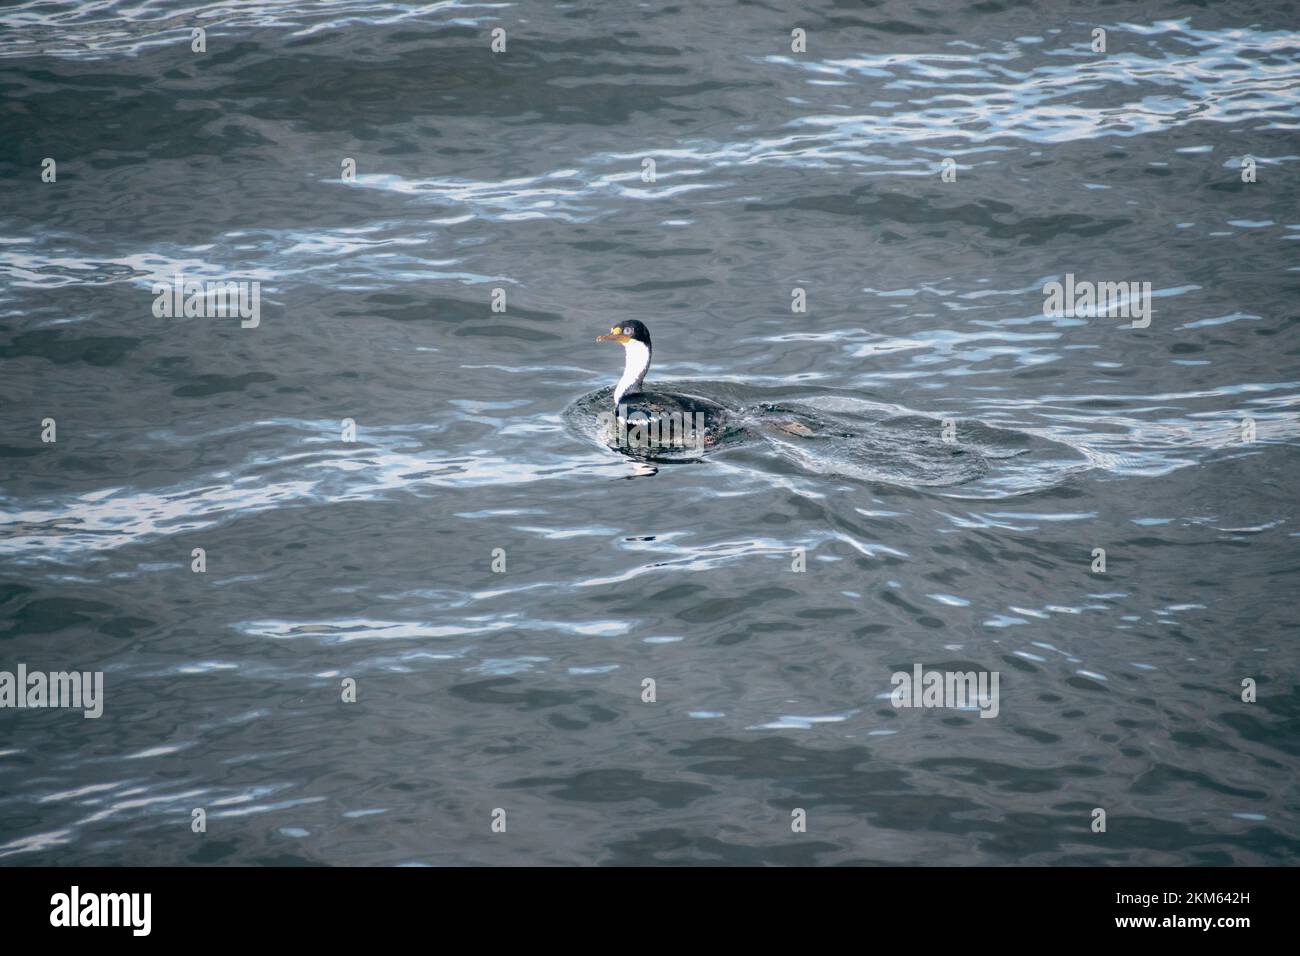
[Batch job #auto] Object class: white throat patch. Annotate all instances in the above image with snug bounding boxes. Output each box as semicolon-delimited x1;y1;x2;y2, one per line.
614;339;651;405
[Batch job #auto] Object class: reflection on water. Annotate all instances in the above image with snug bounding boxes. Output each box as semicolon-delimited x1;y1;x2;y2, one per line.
2;0;1299;865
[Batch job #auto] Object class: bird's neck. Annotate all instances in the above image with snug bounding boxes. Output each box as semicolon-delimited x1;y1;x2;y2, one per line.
614;341;651;405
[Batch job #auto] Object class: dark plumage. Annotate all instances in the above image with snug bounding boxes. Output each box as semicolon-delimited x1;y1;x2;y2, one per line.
595;320;731;450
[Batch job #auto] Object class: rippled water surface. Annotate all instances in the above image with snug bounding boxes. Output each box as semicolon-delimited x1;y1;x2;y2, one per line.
2;0;1299;865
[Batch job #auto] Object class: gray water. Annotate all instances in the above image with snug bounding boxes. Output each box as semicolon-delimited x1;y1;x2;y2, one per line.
2;0;1299;866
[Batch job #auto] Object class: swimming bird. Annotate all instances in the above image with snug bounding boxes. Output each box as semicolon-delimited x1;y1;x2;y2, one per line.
595;320;730;450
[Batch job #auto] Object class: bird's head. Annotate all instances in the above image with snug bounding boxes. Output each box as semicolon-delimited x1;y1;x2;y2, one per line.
596;320;652;349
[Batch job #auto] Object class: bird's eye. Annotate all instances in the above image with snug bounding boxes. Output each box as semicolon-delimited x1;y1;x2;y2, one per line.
623;326;632;335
